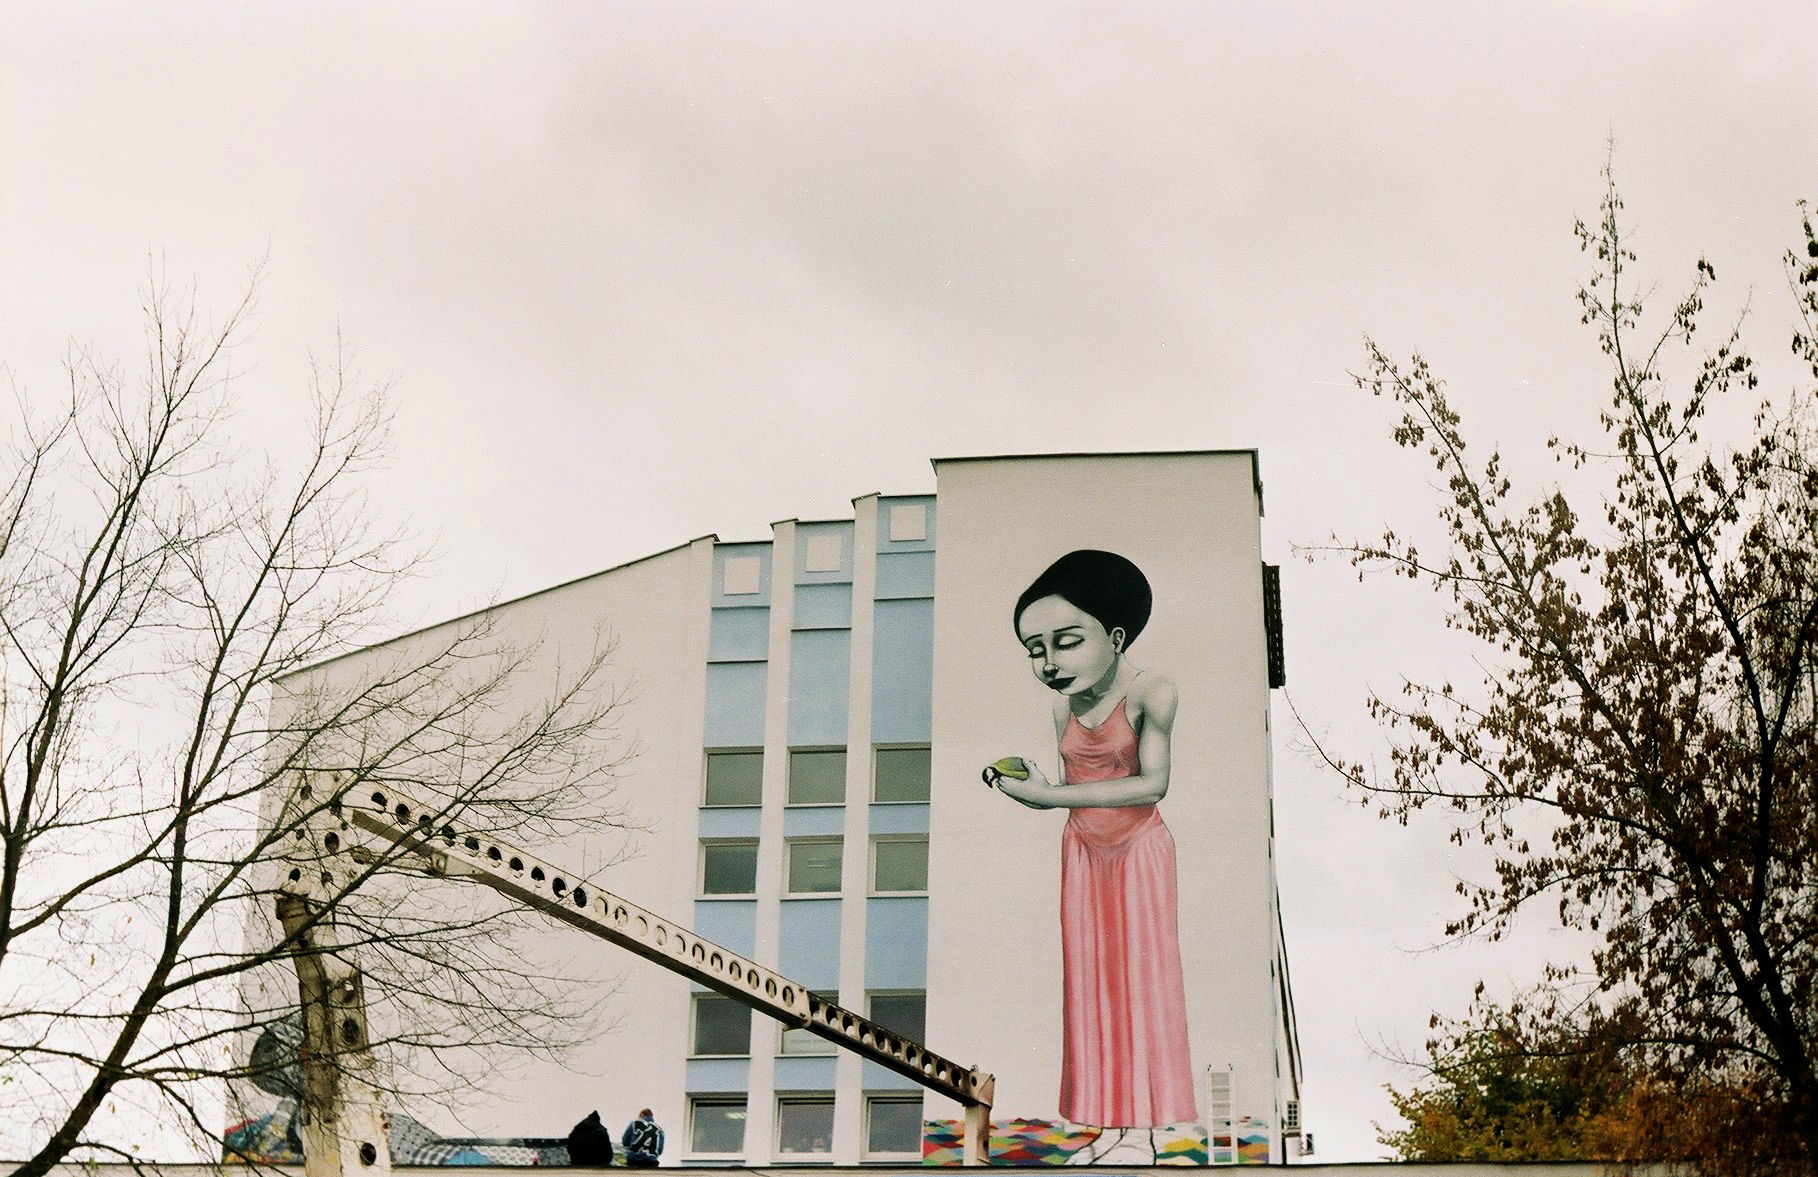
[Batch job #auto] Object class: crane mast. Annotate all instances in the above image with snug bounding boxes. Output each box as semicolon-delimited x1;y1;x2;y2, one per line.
275;777;994;1175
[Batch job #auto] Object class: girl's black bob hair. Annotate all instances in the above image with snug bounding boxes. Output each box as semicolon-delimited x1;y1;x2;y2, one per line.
1013;549;1153;650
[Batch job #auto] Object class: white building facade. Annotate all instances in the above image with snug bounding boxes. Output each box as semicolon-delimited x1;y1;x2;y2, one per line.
228;450;1300;1167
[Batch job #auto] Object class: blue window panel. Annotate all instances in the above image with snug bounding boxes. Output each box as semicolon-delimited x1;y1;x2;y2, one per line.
698;806;762;839
864;897;928;988
709;607;770;662
794;522;854;584
868;803;930;836
778;899;842;990
787;629;851;747
793;583;853;630
693;899;758;959
875;497;937;553
874;552;935;600
783;805;845;838
773;1056;838;1090
861;1061;924;1091
685;1056;751;1093
871;599;933;744
705;662;768;747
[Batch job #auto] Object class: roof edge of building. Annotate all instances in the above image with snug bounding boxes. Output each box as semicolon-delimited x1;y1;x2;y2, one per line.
932;448;1264;515
931;446;1258;465
274;533;718;684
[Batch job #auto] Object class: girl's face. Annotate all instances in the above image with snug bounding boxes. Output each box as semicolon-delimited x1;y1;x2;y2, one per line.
1016;594;1122;696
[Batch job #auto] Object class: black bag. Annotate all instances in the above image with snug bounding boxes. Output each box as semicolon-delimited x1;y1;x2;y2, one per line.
626;1118;661;1158
568;1111;615;1167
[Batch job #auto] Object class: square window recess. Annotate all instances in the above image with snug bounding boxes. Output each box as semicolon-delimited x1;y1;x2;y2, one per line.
722;556;762;595
887;504;926;542
803;532;843;573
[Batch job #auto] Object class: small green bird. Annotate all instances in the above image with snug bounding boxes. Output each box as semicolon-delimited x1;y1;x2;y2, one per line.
981;756;1029;787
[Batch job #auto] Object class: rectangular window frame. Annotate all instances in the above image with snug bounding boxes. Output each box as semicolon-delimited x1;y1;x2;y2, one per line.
871;744;931;804
786;747;847;807
869;835;929;895
784;836;844;896
703;748;765;808
699;838;760;897
688;1095;749;1157
866;989;926;1045
779;989;838;1056
863;1093;925;1159
774;1093;837;1157
690;992;752;1058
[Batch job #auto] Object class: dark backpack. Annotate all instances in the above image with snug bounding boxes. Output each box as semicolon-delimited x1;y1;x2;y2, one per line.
626;1119;661;1157
568;1111;615;1167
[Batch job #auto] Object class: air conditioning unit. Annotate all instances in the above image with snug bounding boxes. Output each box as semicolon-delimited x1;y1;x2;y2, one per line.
1282;1099;1301;1135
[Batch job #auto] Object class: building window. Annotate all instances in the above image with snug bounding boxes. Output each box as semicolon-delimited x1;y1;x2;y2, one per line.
689;1096;748;1155
867;991;926;1044
691;993;750;1057
785;838;842;894
780;990;837;1056
704;750;763;807
864;1095;924;1157
872;746;930;803
701;839;758;896
787;748;845;806
870;836;928;894
776;1095;835;1156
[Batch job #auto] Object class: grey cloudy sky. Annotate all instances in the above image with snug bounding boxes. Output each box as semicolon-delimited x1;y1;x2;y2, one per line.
5;2;1815;1162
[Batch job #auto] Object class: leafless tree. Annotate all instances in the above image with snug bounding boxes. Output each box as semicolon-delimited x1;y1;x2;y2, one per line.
0;272;635;1176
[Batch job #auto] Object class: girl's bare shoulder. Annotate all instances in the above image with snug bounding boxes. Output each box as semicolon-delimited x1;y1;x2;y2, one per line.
1126;669;1178;724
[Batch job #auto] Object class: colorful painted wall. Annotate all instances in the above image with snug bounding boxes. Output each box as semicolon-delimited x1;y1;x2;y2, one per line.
227;452;1295;1167
927;453;1284;1158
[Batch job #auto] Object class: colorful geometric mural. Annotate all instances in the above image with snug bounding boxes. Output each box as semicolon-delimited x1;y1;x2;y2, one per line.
231;1111;1267;1168
922;1117;1271;1166
1236;1121;1271;1165
224;1103;570;1167
223;1098;303;1164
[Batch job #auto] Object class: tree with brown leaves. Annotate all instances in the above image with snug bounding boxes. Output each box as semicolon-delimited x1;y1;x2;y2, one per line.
1380;1000;1803;1172
1319;173;1818;1175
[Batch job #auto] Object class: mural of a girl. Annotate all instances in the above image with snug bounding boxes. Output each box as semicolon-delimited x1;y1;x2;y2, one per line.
983;549;1196;1133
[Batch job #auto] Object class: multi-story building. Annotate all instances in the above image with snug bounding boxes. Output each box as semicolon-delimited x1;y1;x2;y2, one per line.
228;449;1301;1167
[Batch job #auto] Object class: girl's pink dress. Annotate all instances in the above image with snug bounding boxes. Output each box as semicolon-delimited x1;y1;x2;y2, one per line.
1057;698;1197;1128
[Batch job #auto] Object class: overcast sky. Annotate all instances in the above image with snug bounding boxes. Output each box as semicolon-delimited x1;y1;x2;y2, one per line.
5;2;1815;1162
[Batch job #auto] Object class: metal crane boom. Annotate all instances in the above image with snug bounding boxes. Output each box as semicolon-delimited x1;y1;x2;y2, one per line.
276;779;994;1176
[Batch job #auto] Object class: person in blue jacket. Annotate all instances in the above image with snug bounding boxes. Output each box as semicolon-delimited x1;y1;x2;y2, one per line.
622;1109;664;1167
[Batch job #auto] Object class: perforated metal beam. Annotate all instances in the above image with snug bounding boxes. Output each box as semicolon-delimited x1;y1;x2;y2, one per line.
334;782;995;1159
275;894;391;1177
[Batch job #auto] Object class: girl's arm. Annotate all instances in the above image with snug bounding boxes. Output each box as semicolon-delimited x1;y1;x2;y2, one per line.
997;676;1178;809
989;698;1068;810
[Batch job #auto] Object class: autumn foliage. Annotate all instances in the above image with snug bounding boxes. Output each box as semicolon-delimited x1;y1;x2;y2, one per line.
1382;1004;1808;1172
1335;174;1818;1174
